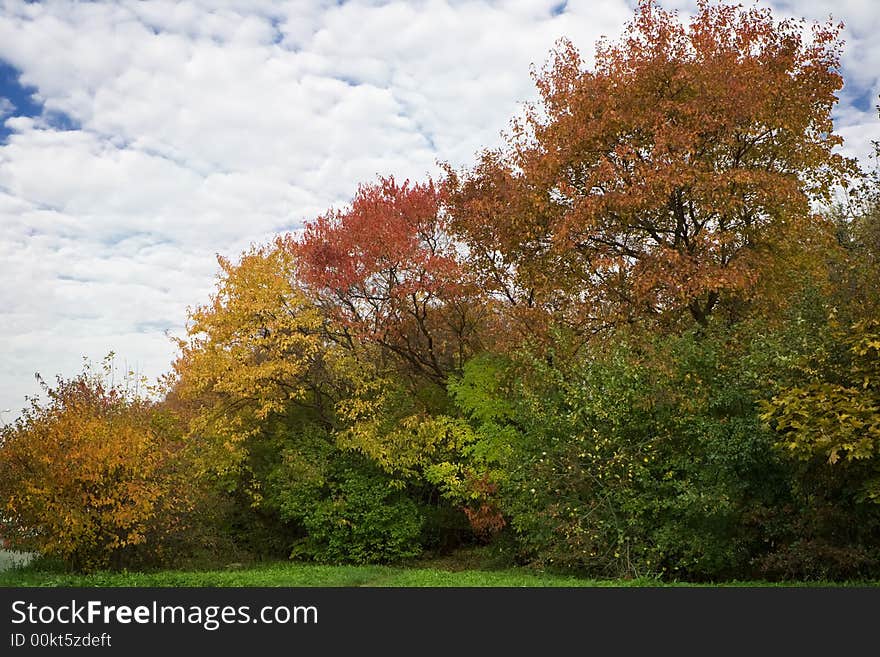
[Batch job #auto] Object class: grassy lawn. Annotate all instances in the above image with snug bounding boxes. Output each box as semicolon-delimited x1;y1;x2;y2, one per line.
0;561;646;587
2;558;876;587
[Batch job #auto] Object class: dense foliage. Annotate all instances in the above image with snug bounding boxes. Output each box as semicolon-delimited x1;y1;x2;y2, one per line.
3;0;879;579
0;360;196;571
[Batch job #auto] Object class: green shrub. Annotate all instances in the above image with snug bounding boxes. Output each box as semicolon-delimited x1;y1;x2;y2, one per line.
261;422;424;564
294;463;424;564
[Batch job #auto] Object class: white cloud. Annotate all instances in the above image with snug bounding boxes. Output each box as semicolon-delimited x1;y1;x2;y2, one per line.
0;0;878;417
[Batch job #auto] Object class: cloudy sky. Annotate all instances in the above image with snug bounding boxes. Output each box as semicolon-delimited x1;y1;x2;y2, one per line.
0;0;878;419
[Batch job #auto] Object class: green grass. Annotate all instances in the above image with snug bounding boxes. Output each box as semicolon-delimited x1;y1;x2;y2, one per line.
2;559;877;587
0;562;638;587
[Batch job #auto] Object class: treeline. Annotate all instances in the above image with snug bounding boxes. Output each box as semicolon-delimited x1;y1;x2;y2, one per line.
2;0;879;579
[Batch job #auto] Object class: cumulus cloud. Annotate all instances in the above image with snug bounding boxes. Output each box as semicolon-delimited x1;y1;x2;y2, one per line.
0;0;878;417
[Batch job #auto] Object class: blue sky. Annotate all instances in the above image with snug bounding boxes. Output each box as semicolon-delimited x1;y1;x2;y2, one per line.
0;61;82;141
0;0;878;418
0;60;41;140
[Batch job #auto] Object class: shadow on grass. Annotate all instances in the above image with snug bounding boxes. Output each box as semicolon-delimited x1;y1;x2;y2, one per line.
2;552;878;588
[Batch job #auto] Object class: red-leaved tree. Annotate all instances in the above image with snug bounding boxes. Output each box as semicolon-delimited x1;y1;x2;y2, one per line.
292;176;483;382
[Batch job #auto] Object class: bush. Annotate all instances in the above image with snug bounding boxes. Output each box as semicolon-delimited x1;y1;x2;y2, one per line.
264;425;424;564
0;361;195;572
282;458;424;564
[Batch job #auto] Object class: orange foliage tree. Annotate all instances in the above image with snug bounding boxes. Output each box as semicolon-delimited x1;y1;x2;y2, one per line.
447;0;854;332
0;361;191;571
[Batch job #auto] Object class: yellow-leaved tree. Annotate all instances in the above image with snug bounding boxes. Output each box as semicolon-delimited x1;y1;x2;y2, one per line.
171;240;332;481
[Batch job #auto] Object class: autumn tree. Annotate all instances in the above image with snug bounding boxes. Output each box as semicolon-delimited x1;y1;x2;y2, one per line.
293;176;484;383
0;360;191;571
171;241;339;478
171;242;338;553
763;125;880;500
171;242;436;560
447;0;854;332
